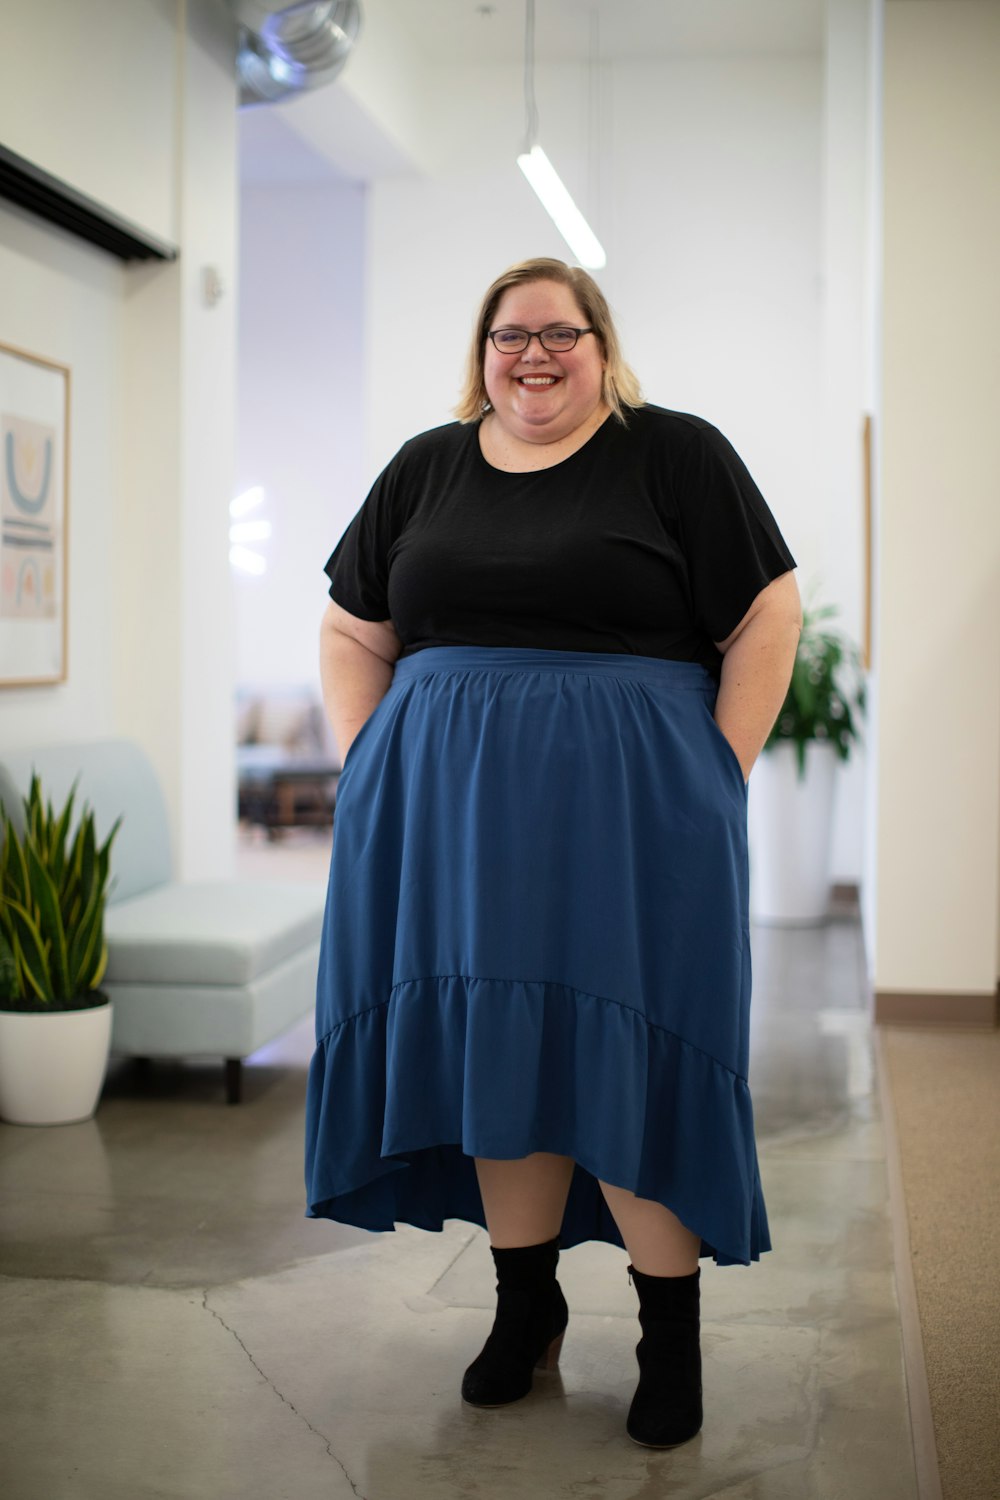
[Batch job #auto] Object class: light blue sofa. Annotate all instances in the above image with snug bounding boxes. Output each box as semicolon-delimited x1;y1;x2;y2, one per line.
0;739;325;1103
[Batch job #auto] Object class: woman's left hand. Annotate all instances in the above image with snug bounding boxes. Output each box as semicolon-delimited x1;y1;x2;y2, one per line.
712;573;803;780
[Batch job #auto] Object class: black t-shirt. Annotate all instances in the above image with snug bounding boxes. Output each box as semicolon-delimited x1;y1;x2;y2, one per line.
324;404;796;681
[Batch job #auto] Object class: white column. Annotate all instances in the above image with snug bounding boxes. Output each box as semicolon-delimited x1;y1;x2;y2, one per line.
821;0;876;888
116;0;238;880
875;0;1000;1008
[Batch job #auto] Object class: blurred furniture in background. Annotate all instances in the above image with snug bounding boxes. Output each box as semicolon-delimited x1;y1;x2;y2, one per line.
0;739;326;1104
236;687;340;836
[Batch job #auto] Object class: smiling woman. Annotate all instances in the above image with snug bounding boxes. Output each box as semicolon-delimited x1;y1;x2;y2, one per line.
307;254;800;1449
456;255;643;429
480;280;607;462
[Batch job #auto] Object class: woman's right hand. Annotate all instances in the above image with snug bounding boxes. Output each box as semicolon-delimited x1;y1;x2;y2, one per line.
319;601;403;766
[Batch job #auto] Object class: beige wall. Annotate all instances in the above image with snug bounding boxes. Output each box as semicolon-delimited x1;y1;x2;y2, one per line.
875;0;1000;1003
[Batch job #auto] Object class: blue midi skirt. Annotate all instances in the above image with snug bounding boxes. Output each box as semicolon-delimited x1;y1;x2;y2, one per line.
305;646;770;1266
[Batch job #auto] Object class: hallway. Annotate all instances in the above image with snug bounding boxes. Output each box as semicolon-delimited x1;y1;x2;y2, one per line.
0;904;917;1499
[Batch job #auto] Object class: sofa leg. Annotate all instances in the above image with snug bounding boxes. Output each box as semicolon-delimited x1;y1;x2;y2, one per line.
225;1058;243;1105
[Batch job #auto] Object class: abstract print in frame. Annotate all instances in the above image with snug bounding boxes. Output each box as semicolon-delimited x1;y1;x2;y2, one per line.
0;341;69;686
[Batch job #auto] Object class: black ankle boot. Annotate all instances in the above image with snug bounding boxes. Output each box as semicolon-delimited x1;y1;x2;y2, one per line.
461;1237;568;1407
626;1265;703;1448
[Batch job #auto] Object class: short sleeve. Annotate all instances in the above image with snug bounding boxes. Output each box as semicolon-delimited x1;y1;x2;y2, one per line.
323;462;398;621
673;424;797;643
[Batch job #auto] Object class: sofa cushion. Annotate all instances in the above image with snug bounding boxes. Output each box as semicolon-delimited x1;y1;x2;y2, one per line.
0;739;173;903
104;881;325;986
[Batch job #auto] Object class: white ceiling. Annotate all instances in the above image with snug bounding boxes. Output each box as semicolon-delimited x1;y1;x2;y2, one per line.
239;0;825;185
377;0;824;64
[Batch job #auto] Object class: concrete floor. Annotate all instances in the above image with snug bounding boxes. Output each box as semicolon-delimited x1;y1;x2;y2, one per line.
0;913;917;1500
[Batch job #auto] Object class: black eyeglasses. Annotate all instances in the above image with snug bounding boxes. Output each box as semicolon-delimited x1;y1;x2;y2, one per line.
487;326;594;354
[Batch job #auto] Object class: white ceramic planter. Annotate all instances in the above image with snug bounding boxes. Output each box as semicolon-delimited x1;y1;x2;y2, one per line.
0;1000;113;1125
748;740;838;925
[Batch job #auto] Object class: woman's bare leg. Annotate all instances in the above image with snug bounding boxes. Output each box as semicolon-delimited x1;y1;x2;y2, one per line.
599;1181;701;1275
475;1153;575;1247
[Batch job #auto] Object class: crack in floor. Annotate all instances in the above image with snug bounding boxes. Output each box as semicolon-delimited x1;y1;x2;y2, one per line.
425;1229;479;1298
201;1290;368;1500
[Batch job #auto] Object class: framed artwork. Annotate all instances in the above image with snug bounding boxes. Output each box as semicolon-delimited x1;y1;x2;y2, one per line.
0;341;70;686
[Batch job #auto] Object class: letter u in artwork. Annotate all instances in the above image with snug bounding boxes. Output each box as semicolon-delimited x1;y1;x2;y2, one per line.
1;416;57;619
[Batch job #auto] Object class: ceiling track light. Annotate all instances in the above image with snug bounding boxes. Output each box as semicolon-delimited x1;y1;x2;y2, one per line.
516;0;606;270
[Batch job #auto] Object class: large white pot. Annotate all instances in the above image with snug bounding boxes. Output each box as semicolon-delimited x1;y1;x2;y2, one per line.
0;999;113;1125
748;740;838;925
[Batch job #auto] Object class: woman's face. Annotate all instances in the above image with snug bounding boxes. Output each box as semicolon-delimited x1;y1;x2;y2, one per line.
483;279;607;446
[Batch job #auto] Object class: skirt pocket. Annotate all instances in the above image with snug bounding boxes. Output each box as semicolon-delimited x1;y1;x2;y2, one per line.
337;681;399;779
702;698;747;792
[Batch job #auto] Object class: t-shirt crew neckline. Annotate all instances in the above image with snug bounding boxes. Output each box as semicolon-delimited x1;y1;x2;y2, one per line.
474;409;617;476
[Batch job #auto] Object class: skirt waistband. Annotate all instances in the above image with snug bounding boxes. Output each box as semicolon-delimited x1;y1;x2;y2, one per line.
392;645;717;692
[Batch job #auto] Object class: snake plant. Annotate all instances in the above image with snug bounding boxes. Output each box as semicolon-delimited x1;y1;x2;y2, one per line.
0;775;120;1011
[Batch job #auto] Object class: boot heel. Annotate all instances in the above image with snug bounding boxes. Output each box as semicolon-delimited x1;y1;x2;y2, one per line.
535;1329;564;1371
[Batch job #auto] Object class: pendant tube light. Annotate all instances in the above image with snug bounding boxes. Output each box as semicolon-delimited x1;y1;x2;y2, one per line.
517;0;606;270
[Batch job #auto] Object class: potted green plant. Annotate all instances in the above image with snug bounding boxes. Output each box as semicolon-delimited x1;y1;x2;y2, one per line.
749;594;866;925
0;775;120;1125
765;599;866;775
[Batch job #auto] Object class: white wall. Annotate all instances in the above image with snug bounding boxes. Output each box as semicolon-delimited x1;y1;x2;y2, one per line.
821;0;876;889
236;30;880;892
0;202;124;744
368;54;823;520
875;0;1000;1000
176;0;240;878
608;56;822;535
365;51;869;887
0;0;179;245
235;179;366;693
861;0;884;970
3;0;239;880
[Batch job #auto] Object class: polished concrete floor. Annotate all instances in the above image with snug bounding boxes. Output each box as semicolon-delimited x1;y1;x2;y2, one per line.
0;912;917;1500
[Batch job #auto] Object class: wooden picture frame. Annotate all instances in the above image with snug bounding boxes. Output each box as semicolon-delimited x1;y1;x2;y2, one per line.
0;341;70;686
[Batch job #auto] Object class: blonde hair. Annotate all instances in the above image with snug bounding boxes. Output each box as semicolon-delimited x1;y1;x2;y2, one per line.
454;257;644;424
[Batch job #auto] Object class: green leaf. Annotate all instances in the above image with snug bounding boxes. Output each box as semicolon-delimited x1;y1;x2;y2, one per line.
4;897;54;1003
80;815;96;908
90;939;109;991
0;812;11;893
27;774;45;850
68;879;104;994
5;821;31;910
0;926;19;999
49;784;76;887
68;817;85;880
25;839;70;1000
766;580;866;764
96;816;122;888
9;926;30;1000
0;779;118;1005
0;895;15;950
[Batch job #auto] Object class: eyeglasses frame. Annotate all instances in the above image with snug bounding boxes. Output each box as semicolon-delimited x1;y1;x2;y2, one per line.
486;326;595;354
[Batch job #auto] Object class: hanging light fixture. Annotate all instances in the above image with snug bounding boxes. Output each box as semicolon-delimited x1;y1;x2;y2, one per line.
516;0;606;270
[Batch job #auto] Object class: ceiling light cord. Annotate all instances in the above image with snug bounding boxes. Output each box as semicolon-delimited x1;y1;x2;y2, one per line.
588;5;599;228
516;0;607;269
523;0;540;153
